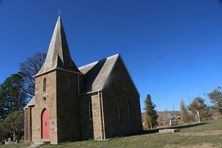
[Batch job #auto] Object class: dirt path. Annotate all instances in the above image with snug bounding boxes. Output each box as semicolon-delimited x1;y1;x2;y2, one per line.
28;142;44;148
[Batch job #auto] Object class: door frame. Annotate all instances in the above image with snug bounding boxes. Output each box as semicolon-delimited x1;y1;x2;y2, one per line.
41;108;50;140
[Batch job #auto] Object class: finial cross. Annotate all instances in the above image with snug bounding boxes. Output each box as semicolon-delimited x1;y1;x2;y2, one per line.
58;9;63;16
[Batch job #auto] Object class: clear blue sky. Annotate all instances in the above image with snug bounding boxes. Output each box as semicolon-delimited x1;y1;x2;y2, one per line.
0;0;222;111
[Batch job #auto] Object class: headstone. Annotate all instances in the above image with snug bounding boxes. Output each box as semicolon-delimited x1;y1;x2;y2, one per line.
159;128;179;133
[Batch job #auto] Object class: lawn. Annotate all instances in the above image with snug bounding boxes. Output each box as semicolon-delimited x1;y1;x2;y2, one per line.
1;119;222;148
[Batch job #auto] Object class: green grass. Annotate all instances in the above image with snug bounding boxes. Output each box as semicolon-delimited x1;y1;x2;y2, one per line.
0;142;29;148
1;120;222;148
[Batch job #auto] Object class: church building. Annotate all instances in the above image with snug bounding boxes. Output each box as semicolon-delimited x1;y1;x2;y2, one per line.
24;16;142;144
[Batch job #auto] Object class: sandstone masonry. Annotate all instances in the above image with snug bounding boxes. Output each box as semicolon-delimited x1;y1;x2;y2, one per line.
24;16;142;144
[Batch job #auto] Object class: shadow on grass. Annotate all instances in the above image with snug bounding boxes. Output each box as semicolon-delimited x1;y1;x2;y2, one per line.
142;122;207;134
93;122;208;141
39;122;209;147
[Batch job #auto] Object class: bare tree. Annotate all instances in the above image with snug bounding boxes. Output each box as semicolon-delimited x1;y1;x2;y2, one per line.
180;99;190;123
19;52;46;98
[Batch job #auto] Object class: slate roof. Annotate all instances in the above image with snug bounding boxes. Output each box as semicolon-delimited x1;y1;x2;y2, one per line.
35;16;80;77
79;54;119;93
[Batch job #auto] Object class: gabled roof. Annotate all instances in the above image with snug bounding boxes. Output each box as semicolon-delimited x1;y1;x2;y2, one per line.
26;17;140;108
35;16;80;77
79;53;139;95
26;54;119;108
79;54;119;94
24;96;35;109
25;53;139;107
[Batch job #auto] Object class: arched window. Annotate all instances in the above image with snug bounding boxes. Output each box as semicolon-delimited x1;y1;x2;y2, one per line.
88;101;92;120
117;102;121;119
127;102;130;119
43;78;46;93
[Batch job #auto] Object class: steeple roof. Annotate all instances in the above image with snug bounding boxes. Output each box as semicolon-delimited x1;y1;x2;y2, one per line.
35;16;81;77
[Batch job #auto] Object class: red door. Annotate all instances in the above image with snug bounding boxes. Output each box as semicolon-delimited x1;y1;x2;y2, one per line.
41;109;50;140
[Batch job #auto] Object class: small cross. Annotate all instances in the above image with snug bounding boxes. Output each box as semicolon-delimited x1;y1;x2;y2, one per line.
58;9;63;16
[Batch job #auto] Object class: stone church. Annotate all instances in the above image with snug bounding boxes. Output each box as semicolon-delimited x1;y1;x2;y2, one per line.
24;16;142;144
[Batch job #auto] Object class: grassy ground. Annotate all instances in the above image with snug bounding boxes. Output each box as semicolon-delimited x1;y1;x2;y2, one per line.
0;142;29;148
1;119;222;148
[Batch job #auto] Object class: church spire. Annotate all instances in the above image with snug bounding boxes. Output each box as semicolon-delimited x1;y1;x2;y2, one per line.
35;16;81;77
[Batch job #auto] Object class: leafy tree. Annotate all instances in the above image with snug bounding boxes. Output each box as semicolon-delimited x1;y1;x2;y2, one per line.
208;87;222;114
19;52;46;98
0;111;23;142
0;86;7;120
144;94;158;129
0;74;26;120
0;120;7;143
188;97;208;122
180;99;190;123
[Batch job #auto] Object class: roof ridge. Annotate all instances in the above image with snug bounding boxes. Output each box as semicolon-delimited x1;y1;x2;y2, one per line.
78;53;119;70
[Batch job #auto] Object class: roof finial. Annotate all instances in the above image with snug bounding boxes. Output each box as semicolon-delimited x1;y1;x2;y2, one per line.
58;9;63;16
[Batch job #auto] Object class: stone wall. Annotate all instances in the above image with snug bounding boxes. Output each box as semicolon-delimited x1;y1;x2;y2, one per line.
79;94;93;139
80;92;104;140
26;57;142;144
24;107;32;141
102;58;142;138
32;71;58;144
56;70;81;142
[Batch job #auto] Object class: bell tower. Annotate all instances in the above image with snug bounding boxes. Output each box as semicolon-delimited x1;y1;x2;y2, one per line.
33;16;82;144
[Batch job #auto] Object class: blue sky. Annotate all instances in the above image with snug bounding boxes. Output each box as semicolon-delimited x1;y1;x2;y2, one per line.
0;0;222;111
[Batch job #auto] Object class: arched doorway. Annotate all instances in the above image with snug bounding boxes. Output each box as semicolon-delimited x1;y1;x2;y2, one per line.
41;109;50;140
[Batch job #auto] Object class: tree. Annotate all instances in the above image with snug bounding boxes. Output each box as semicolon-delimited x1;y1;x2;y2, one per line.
208;87;222;114
0;74;27;120
188;97;208;122
144;94;158;129
19;52;46;98
0;86;7;120
180;99;190;123
0;111;24;142
0;121;8;143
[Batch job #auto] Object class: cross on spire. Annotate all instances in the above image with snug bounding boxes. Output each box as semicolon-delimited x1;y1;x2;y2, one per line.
58;9;62;16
